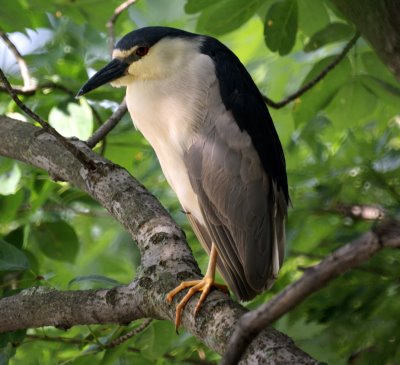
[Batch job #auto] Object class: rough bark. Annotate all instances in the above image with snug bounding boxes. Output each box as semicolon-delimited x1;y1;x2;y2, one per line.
330;0;400;80
0;116;320;365
222;220;400;365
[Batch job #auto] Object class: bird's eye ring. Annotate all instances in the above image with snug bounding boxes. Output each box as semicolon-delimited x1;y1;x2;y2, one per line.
136;47;149;57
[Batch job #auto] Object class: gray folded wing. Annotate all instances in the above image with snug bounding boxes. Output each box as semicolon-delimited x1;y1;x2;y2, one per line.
184;117;287;301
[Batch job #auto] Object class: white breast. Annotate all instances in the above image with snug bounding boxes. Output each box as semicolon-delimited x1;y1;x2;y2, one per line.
125;52;216;224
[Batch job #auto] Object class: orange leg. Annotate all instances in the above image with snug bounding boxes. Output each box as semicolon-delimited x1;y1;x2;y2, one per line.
166;243;229;331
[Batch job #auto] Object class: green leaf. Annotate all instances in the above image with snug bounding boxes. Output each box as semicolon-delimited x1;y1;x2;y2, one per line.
3;228;24;250
0;239;30;272
0;1;34;31
297;0;329;36
360;75;400;110
0;158;13;175
31;221;79;263
0;190;24;224
48;99;93;140
361;51;400;85
196;0;263;35
0;330;26;365
135;321;175;360
68;275;121;289
324;79;378;127
0;163;21;196
184;0;216;14
264;0;298;55
293;55;351;126
304;23;354;52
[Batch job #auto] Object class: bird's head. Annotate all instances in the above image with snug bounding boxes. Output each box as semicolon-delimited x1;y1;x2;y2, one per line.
77;26;200;96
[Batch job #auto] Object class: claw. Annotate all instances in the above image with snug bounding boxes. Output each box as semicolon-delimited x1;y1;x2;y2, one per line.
166;277;228;331
166;243;229;331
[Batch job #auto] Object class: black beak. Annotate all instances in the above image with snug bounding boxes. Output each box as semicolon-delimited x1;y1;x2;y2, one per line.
76;59;129;97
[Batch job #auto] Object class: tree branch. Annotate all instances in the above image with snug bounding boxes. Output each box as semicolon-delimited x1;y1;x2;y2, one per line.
0;286;144;331
329;203;386;220
0;82;73;96
105;318;152;348
0;116;320;365
0;30;33;90
263;32;359;108
106;0;139;55
0;68;97;170
221;219;400;365
330;0;400;81
86;99;128;148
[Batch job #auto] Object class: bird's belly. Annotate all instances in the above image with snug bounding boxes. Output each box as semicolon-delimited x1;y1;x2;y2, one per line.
126;83;204;224
156;148;204;224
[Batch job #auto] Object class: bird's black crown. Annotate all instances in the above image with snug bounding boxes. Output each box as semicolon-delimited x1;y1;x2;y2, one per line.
115;26;198;51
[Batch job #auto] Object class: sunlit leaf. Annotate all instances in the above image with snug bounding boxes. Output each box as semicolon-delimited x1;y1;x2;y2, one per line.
68;275;121;289
48;99;93;140
0;163;21;196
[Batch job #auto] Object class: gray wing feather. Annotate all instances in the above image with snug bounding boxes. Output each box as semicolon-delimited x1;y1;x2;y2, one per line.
184;117;287;301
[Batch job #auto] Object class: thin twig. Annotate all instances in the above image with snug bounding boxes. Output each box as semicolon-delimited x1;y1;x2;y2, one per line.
0;67;96;170
331;203;386;220
86;99;127;148
0;79;104;147
26;331;216;365
221;219;400;365
105;318;152;348
0;30;33;90
263;32;360;109
106;0;139;56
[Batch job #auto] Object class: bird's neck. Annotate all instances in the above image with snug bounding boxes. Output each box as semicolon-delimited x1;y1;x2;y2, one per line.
125;53;217;153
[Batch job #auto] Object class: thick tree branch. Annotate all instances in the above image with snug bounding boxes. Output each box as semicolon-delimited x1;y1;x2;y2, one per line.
0;286;143;331
330;0;400;81
0;116;320;365
221;219;400;365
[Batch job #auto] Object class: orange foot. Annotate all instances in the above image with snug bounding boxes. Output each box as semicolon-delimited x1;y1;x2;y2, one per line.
166;276;229;331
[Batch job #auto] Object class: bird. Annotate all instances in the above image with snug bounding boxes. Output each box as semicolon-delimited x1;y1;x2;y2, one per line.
77;26;289;330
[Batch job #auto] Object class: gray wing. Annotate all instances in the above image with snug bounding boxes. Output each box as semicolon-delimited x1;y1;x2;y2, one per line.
184;115;287;301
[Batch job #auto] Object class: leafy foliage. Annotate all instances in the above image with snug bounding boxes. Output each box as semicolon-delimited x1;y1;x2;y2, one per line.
0;0;399;364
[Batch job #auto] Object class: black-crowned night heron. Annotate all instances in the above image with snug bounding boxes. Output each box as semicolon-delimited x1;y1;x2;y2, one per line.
78;26;289;329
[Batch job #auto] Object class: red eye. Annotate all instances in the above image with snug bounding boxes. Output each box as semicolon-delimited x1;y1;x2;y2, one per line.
135;47;149;57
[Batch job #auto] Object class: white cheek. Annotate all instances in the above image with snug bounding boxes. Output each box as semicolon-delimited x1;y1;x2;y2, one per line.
128;59;157;80
110;75;133;87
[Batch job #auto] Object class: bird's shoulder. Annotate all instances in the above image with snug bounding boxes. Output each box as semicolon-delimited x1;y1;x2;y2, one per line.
199;36;289;204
